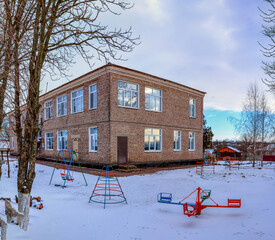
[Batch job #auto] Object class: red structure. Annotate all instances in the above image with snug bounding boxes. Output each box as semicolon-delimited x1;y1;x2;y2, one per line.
263;155;275;162
196;158;215;175
180;187;241;217
214;146;241;161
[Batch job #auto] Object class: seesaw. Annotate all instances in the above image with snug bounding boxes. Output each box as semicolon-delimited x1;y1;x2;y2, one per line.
158;187;241;217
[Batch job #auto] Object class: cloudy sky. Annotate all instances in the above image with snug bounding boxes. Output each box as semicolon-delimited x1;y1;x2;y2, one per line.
41;0;275;140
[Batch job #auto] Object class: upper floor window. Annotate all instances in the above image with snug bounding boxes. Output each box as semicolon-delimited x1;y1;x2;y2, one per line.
174;130;181;151
145;87;162;112
118;80;139;108
89;127;98;152
57;95;67;117
189;132;195;151
57;130;67;150
144;128;162;152
89;84;97;109
45;132;53;150
189;98;196;118
71;89;83;113
44;101;53;120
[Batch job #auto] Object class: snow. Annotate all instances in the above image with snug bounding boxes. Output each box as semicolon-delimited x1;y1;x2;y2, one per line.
0;158;275;240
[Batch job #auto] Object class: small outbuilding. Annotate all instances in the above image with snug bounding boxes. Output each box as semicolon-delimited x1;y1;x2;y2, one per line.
214;146;241;160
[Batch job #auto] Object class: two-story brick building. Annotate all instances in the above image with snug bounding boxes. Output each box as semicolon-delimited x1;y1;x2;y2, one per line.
10;64;205;166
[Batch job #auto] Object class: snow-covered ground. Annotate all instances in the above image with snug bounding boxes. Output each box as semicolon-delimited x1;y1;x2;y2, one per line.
0;158;274;240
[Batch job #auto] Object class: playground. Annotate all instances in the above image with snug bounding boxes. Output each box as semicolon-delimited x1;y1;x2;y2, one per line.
0;156;274;240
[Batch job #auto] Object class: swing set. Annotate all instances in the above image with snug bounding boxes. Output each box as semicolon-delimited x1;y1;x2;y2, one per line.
158;187;241;217
49;150;88;188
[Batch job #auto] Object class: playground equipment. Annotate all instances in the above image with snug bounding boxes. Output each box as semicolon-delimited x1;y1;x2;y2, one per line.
89;165;127;209
158;187;241;217
224;157;240;170
49;150;88;188
196;158;215;175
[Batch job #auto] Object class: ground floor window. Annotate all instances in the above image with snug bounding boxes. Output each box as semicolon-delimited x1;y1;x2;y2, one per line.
89;127;98;152
144;128;162;152
174;130;181;151
45;132;53;150
189;132;195;151
57;130;67;150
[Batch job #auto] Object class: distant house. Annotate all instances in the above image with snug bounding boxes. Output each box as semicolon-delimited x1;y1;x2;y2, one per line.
214;146;241;160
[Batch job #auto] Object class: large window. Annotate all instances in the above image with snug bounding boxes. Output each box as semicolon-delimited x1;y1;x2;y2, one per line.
145;87;162;112
118;80;139;108
71;89;83;113
174;130;181;151
89;127;98;152
189;98;196;118
89;84;97;109
189;132;195;151
44;101;53;120
45;132;53;150
57;95;67;117
57;130;67;150
144;128;162;152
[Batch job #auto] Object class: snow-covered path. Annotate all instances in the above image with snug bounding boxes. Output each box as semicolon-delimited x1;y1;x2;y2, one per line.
0;159;274;240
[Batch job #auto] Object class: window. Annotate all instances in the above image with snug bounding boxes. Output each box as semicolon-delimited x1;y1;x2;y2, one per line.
57;95;67;117
44;101;53;120
189;98;196;118
89;127;98;152
118;80;139;108
174;130;181;151
45;132;53;150
144;128;162;152
57;130;67;150
89;84;97;109
145;87;162;112
71;89;83;114
189;132;195;151
12;137;14;149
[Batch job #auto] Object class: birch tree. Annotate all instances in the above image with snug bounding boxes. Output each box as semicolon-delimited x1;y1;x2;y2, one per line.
259;0;275;93
231;83;274;167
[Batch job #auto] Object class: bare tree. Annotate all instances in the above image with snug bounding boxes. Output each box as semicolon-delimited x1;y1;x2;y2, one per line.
259;0;275;93
1;0;139;230
230;83;275;167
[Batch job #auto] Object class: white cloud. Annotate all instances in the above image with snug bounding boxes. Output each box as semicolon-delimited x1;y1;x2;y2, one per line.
133;0;167;21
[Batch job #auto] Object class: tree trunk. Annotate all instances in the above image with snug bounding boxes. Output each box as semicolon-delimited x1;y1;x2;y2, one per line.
17;192;30;231
7;151;10;178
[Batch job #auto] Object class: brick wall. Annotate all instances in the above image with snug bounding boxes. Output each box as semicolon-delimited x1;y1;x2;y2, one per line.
9;64;205;166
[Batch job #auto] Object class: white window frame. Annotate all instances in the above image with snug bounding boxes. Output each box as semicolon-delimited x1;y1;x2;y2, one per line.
189;98;196;118
71;88;84;114
11;137;14;149
57;130;68;150
118;80;139;109
57;95;67;117
145;87;162;112
45;132;53;151
44;100;53;120
189;132;195;151
144;128;162;152
89;84;97;110
89;127;98;152
174;130;181;151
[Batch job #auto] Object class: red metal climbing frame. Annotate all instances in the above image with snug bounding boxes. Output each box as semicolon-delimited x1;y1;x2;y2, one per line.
196;158;215;175
180;187;241;217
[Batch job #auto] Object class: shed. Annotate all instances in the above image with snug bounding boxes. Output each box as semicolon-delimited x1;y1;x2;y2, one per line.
214;146;241;160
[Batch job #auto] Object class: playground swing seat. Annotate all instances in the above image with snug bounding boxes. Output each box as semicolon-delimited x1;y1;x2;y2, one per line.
59;150;75;181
